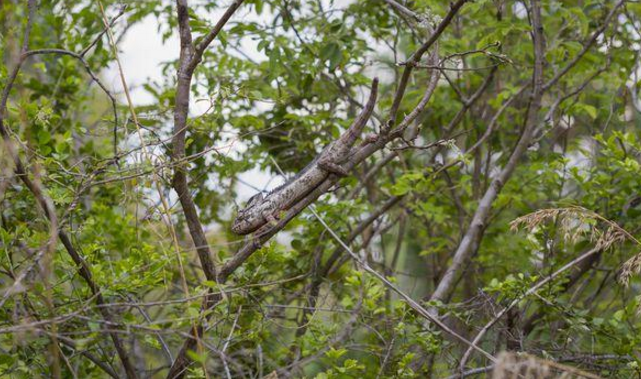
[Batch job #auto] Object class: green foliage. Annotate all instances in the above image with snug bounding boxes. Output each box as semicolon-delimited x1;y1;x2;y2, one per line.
2;0;641;377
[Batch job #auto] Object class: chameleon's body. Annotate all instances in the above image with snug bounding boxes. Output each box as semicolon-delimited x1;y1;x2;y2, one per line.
231;78;378;235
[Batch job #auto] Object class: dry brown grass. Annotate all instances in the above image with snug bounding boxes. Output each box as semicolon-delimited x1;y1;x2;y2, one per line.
510;206;641;287
492;352;601;379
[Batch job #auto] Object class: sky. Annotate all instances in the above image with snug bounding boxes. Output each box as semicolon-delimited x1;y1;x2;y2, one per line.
103;14;281;203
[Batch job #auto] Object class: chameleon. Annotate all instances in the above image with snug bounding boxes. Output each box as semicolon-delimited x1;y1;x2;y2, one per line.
231;78;379;235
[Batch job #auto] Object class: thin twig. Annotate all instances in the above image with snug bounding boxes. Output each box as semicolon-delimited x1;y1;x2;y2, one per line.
459;247;601;369
306;204;497;362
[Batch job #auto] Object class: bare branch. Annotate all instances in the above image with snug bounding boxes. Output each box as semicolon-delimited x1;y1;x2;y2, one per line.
429;0;547;311
189;0;245;72
386;0;469;125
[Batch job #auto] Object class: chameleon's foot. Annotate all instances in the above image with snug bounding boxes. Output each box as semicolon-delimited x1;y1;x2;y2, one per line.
253;224;272;239
318;159;349;177
254;212;281;238
364;133;379;144
263;211;279;226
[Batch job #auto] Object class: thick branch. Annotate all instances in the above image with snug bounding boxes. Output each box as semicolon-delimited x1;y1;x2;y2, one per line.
171;0;245;285
167;81;380;377
429;0;546;306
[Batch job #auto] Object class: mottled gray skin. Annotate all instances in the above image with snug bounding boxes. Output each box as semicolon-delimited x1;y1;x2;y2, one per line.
231;78;378;235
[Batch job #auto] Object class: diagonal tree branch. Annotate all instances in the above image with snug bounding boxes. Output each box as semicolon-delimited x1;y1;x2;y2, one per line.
189;0;245;72
166;0;246;377
171;0;246;285
429;0;547;307
429;0;627;311
542;0;624;92
459;247;602;369
168;80;380;377
168;1;461;375
385;0;469;124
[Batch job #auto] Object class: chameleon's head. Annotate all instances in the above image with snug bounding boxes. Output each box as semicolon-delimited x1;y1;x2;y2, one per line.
231;192;264;235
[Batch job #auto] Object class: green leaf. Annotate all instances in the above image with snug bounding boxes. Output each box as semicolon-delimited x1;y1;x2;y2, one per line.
38;130;51;144
321;42;342;70
325;347;347;360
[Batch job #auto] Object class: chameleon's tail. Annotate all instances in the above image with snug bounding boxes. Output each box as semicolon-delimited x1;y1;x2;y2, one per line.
341;77;378;145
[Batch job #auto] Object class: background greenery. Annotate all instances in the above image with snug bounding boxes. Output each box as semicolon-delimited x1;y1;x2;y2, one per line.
1;0;641;377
